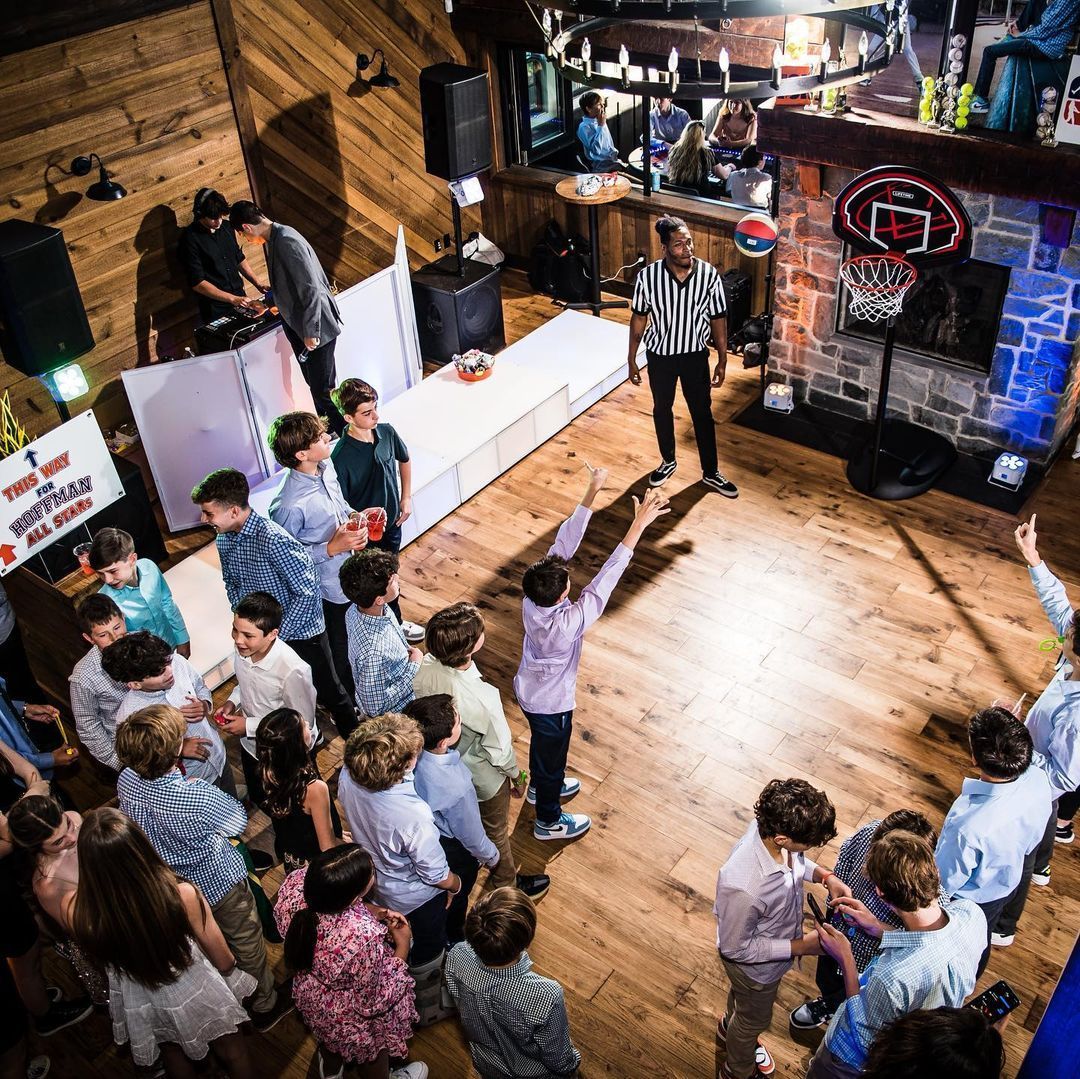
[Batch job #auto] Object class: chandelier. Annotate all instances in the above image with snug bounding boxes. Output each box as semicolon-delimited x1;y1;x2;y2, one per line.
520;1;905;100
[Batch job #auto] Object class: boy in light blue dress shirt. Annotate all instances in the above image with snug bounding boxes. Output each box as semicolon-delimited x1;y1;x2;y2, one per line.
267;411;368;712
90;527;190;656
935;707;1052;966
407;694;502;942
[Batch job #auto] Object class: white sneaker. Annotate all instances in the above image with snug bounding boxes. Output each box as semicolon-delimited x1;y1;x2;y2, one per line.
391;1065;429;1079
534;811;591;841
400;620;426;644
990;932;1014;947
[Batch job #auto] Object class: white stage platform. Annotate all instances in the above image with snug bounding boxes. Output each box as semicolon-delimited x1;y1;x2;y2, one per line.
175;310;639;685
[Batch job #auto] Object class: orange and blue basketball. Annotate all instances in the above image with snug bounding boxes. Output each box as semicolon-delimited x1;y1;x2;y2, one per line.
734;213;779;258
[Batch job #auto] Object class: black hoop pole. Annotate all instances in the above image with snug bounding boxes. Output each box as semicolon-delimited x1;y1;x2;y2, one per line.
869;315;897;493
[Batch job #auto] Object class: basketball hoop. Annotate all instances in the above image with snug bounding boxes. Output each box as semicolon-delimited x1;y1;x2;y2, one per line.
840;254;918;323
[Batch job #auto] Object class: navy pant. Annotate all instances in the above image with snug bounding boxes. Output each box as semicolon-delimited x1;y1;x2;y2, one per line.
285;630;357;739
974;36;1043;99
522;708;574;825
406;890;449;967
995;832;1048;938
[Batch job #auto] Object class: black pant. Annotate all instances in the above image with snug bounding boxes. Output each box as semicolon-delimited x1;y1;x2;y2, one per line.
369;527;404;623
284;631;357;739
646;349;718;474
281;324;344;436
406;890;449;967
440;836;480;945
976;893;1011;977
323;599;355;705
1058;787;1080;821
814;953;846;1012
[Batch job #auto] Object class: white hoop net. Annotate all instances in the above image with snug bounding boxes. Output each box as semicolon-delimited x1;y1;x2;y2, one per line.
840;254;918;323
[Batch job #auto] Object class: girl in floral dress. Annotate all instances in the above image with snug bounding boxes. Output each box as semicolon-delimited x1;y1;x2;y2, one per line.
275;844;428;1079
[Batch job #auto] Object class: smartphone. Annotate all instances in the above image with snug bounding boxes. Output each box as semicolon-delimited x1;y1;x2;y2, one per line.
967;980;1021;1021
807;893;827;925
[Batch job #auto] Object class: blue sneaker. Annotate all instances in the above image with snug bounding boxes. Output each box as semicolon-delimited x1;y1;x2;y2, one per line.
526;778;581;805
969;96;990;114
533;812;591;841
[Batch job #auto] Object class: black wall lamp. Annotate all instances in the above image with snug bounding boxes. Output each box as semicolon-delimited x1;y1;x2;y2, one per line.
70;153;126;201
356;49;399;89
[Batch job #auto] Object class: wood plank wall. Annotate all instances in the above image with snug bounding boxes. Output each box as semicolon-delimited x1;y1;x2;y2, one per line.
225;0;484;286
0;1;263;438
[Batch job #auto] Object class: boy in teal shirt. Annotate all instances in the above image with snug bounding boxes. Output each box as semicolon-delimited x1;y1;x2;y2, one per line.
89;527;190;657
330;377;424;642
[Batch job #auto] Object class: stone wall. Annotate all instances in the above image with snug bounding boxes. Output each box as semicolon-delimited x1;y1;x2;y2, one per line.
768;163;1080;462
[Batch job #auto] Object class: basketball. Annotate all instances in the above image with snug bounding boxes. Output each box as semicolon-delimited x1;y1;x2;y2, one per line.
734;213;779;258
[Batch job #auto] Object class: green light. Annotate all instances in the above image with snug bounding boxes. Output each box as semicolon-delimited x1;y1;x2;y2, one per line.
51;363;89;402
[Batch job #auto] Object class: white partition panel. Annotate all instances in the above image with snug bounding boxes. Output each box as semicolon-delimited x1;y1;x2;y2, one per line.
122;353;265;532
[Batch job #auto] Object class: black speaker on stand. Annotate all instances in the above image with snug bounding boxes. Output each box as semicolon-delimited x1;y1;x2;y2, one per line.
419;63;492;182
0;220;94;376
412;255;504;366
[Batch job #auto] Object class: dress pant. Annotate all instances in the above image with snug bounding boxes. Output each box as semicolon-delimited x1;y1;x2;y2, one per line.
440;836;481;944
522;708;574;826
284;630;357;739
1058;787;1080;821
646;348;718;474
805;1041;863;1079
405;890;449;967
720;957;782;1079
814;953;846;1012
976;894;1011;976
477;779;517;889
281;323;344;436
211;879;277;1013
323;598;355;704
994;827;1050;938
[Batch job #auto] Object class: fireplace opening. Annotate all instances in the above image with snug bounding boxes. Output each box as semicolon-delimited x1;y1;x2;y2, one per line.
835;251;1011;377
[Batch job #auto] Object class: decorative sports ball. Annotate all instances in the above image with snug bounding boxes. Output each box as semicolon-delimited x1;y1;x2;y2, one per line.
733;212;779;258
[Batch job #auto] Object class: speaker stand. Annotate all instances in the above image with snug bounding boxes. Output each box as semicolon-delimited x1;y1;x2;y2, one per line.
450;195;466;278
563;203;630;317
846;316;956;500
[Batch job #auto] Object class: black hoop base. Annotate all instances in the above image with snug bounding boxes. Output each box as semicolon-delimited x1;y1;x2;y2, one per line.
845;419;957;500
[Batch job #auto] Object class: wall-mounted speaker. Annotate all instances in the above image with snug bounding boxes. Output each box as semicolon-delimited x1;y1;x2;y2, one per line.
0;220;94;376
419;63;492;181
411;256;504;366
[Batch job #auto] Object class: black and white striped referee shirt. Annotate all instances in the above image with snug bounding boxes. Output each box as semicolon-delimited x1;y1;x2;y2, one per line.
631;256;727;356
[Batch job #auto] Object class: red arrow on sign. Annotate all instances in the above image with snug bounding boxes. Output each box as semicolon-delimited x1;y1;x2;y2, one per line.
0;545;16;566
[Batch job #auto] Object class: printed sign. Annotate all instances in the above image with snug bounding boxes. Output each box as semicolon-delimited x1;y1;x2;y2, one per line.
0;411;124;575
1054;56;1080;147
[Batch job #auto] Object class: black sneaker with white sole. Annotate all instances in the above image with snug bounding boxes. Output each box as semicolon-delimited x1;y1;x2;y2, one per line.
33;997;94;1037
702;471;738;497
789;996;834;1030
649;460;677;486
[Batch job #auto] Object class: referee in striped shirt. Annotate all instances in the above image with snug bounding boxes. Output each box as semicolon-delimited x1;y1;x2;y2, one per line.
627;215;738;497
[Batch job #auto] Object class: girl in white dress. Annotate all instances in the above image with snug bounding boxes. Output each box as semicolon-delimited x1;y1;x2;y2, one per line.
64;807;255;1078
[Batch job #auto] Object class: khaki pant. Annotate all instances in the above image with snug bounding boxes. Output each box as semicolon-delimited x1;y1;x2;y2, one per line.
720;958;782;1079
806;1040;862;1079
478;779;517;889
212;879;276;1013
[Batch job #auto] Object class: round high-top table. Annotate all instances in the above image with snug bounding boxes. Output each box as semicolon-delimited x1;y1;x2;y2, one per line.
554;174;632;317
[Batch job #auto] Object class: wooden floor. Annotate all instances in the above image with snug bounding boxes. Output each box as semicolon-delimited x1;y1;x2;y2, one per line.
41;271;1079;1077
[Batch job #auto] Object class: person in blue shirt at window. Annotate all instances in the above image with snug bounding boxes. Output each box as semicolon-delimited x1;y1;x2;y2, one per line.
970;0;1080;111
576;91;619;171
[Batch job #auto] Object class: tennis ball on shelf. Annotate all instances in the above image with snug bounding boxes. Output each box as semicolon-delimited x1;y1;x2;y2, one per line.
957;104;970;117
923;76;935;89
954;116;968;129
961;82;974;95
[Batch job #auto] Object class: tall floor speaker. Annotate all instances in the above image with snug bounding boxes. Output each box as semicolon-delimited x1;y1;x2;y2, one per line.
0;220;94;375
411;256;504;365
419;63;492;181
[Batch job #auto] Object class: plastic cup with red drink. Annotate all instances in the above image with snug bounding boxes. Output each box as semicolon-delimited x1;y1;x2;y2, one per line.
346;511;365;533
364;507;387;542
73;542;94;576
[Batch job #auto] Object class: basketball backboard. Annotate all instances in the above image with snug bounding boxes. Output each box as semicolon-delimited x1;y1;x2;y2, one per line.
832;165;972;268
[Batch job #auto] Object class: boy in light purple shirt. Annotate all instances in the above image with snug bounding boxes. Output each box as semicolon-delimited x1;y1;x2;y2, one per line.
513;463;668;841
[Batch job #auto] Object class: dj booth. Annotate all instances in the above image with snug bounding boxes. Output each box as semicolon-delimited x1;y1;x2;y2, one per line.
193;307;281;356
